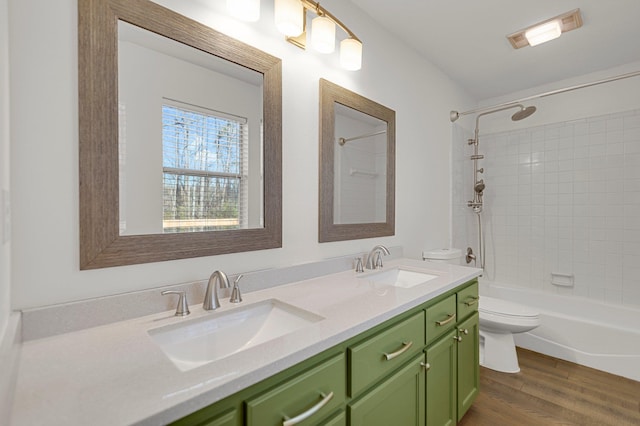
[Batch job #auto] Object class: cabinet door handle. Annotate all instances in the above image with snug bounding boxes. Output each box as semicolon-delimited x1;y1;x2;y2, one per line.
453;335;462;342
383;341;413;361
459;328;469;335
436;313;456;326
420;361;431;371
282;391;334;426
464;296;479;306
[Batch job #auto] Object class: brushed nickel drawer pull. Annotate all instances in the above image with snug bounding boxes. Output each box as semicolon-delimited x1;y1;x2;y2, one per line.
383;341;414;361
420;361;431;371
464;296;479;306
282;391;334;426
436;313;456;326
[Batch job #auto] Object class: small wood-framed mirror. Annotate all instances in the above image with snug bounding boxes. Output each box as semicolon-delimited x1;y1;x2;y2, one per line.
319;79;395;242
78;0;282;269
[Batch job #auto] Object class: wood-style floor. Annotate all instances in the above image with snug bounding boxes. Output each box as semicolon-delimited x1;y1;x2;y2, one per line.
459;348;640;426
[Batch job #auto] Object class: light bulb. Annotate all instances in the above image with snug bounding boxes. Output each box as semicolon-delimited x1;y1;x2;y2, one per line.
311;16;335;53
227;0;260;22
275;0;304;36
340;38;362;71
525;20;561;47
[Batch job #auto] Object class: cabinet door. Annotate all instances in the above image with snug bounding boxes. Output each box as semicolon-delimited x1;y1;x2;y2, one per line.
425;330;457;426
457;312;479;421
349;354;425;426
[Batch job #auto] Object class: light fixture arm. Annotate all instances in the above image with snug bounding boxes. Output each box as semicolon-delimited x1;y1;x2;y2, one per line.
299;0;361;43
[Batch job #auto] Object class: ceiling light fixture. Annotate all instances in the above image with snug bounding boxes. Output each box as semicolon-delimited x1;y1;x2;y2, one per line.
274;0;363;71
525;20;561;46
507;8;583;49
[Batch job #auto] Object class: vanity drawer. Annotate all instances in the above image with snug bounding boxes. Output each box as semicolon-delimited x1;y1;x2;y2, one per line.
349;311;425;396
457;281;479;320
246;354;346;426
426;295;457;345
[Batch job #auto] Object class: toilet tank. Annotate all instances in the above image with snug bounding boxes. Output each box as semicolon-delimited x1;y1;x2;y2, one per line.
422;248;463;265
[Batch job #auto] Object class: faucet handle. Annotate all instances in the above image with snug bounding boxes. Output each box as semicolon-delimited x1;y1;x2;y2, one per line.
375;252;384;269
355;257;364;273
161;290;190;317
230;275;243;303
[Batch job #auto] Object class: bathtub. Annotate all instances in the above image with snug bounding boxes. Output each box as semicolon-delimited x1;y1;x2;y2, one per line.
481;282;640;382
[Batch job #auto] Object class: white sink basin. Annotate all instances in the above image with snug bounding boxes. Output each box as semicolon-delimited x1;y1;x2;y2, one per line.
361;267;439;288
148;299;324;371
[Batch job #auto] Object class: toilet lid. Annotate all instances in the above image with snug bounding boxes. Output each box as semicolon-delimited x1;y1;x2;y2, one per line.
479;296;539;318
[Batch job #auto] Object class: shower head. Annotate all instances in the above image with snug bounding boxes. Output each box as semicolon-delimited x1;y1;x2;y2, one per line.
511;105;537;121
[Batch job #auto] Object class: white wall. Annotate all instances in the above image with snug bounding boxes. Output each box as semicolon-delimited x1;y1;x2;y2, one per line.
452;63;640;308
9;0;472;309
0;0;10;338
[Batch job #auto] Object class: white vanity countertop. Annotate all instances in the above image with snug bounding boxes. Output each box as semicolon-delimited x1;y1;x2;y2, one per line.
10;259;481;426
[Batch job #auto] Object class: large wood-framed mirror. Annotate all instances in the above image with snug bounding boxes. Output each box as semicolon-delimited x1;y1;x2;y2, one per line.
79;0;282;269
319;79;395;242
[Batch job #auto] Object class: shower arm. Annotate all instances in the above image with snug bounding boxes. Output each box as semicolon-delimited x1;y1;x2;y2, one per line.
473;104;525;142
470;104;524;206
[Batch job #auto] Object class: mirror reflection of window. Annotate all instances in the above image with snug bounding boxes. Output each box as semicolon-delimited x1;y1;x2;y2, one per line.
161;101;248;233
117;21;264;236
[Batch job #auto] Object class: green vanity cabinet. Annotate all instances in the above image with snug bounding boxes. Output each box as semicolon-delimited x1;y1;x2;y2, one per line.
456;312;479;421
349;311;425;396
457;282;479;321
424;316;480;426
170;278;480;426
322;410;347;425
425;280;479;426
426;295;457;345
246;354;346;426
172;404;240;426
348;353;425;426
425;329;457;426
202;409;238;426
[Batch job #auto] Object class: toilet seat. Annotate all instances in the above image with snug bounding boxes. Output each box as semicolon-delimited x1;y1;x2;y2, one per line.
479;296;541;334
479;296;539;319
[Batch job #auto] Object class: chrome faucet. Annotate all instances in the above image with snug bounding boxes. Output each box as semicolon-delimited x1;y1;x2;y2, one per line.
365;245;390;270
229;274;243;304
203;270;230;310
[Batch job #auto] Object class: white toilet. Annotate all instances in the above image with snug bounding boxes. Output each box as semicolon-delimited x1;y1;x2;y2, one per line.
422;248;464;264
478;296;541;373
422;248;541;373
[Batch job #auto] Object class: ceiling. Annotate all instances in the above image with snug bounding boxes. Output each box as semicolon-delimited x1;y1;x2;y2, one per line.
350;0;640;101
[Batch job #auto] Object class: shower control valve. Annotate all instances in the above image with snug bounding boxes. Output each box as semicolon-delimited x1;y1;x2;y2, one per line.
465;247;476;265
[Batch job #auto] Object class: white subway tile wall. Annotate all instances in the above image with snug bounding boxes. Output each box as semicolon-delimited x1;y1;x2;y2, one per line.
452;109;640;308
